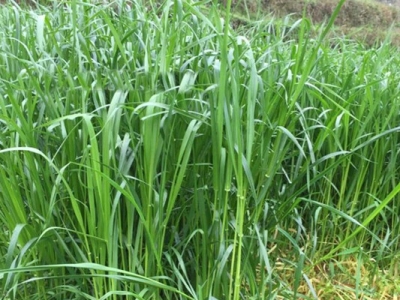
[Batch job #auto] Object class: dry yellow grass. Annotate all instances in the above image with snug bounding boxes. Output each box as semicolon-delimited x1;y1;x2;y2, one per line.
241;255;400;299
240;229;400;299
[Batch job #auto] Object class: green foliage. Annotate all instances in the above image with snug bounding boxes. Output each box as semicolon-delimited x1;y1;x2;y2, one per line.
0;0;399;299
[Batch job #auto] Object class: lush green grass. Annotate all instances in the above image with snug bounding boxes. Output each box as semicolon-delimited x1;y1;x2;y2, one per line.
0;0;400;299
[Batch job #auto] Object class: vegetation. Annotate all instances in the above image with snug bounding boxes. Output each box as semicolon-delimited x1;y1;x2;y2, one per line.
0;0;400;299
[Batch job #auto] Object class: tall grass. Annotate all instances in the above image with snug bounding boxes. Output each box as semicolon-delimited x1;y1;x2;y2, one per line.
0;0;399;299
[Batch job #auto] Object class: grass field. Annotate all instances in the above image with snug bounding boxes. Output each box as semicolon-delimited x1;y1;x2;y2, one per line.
0;0;400;299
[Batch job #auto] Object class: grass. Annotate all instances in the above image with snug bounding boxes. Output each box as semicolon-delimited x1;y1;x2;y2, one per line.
0;0;400;299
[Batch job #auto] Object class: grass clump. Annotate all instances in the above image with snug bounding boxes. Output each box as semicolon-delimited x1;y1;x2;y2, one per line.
0;0;400;299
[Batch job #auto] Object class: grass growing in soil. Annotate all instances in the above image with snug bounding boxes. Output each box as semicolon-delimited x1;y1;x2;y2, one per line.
0;0;400;299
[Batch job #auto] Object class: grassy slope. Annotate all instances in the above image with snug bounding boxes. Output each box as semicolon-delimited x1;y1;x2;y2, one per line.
230;0;400;46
